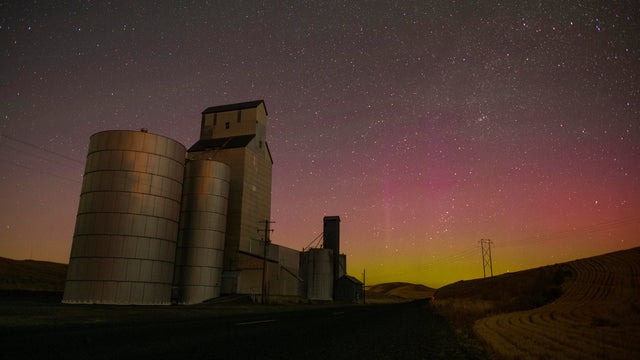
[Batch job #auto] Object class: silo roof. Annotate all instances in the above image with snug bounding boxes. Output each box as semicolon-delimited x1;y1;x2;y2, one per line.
188;134;256;152
202;100;267;115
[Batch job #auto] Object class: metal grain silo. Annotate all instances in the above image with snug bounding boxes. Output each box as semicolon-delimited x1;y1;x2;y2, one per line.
300;248;333;301
172;160;230;304
63;130;186;305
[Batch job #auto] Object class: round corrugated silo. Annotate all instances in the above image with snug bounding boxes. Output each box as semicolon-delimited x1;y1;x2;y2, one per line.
300;248;333;301
173;160;230;304
63;130;186;305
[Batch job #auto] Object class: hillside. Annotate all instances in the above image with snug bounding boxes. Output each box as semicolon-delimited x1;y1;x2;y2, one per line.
366;282;435;303
434;247;640;359
0;257;67;291
435;262;570;316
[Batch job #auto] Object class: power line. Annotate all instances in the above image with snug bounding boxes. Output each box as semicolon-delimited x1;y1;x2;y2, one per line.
0;134;84;165
0;158;81;184
0;141;82;170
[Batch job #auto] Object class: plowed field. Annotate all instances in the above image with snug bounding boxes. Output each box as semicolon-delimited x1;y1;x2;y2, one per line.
474;248;640;359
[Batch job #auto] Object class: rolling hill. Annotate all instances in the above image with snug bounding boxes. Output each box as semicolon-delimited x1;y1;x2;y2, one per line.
366;282;436;303
0;257;67;291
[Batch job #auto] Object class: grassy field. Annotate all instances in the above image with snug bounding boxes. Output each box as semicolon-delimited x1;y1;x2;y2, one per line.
434;247;640;359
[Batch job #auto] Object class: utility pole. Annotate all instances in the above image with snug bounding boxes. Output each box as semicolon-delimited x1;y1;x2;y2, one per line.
258;220;275;304
362;269;366;305
480;239;493;278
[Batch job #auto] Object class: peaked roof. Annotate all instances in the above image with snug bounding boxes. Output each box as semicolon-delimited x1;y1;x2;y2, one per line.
202;100;267;115
338;275;364;285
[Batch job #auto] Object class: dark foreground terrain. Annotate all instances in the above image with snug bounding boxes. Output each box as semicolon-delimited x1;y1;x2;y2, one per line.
0;292;481;360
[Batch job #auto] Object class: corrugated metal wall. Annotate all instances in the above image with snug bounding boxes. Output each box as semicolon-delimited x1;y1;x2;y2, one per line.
173;160;230;304
63;130;185;305
300;248;333;301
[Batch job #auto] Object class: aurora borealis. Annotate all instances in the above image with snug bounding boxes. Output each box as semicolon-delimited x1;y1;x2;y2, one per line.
1;1;639;287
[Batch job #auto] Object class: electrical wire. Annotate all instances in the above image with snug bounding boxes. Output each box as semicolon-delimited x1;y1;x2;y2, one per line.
0;134;84;164
0;158;81;183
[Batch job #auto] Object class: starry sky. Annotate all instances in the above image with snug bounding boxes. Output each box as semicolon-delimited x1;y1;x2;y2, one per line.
1;1;639;287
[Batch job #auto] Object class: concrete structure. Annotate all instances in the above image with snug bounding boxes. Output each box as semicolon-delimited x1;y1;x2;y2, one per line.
172;160;230;304
63;130;186;305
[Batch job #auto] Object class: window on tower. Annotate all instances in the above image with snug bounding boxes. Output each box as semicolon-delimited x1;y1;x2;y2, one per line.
225;122;230;129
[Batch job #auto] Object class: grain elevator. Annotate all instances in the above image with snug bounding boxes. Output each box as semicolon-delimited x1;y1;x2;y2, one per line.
63;100;361;305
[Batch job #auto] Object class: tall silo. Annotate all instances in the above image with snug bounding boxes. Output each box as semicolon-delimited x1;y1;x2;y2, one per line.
323;216;341;281
173;160;230;304
63;130;186;305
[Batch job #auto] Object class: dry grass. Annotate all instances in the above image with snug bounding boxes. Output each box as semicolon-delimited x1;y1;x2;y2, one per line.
433;264;570;330
432;298;499;329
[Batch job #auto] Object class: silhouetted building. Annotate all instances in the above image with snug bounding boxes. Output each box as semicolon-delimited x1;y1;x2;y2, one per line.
334;275;364;303
323;216;341;280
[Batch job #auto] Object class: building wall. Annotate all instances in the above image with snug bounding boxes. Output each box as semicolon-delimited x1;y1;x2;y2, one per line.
273;245;302;297
232;243;301;298
235;253;265;295
200;106;267;140
239;144;272;256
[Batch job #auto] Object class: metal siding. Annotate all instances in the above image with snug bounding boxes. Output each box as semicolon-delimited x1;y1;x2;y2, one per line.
272;245;302;297
63;130;185;305
172;160;230;304
301;248;333;301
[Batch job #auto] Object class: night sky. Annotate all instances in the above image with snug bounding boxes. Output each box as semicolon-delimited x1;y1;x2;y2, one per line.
1;1;639;287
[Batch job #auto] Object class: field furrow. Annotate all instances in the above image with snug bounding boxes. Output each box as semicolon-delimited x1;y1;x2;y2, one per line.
474;248;640;359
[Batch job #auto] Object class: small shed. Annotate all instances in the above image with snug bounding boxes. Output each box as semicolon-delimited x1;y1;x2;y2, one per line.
334;275;364;303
